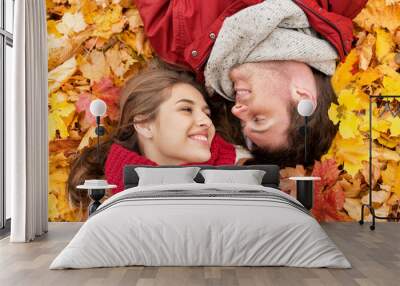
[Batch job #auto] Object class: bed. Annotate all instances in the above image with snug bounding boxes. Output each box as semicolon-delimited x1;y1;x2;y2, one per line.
50;165;351;269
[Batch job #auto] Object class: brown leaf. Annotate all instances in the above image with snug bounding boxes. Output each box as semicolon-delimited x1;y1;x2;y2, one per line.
354;0;400;33
48;28;93;71
49;139;80;155
356;33;376;70
78;50;111;83
360;160;381;189
338;177;362;198
395;28;400;45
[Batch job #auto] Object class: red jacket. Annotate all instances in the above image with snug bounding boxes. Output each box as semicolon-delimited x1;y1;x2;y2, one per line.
135;0;367;77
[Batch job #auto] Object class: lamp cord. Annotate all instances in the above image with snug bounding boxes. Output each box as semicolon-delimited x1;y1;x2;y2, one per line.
96;116;100;164
304;116;308;165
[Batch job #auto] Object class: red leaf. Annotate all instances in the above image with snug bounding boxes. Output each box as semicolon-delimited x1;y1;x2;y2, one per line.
311;160;345;222
312;159;340;190
92;77;121;120
92;77;114;93
75;92;96;129
312;183;346;222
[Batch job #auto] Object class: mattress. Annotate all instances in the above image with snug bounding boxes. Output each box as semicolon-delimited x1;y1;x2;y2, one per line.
50;183;351;269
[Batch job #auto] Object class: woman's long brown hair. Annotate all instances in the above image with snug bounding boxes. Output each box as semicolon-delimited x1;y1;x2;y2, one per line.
67;68;206;207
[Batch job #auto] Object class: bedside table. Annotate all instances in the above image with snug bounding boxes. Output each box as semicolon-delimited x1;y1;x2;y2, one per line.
289;177;321;210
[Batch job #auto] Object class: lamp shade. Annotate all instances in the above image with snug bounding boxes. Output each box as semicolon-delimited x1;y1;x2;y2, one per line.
90;99;107;117
297;99;314;117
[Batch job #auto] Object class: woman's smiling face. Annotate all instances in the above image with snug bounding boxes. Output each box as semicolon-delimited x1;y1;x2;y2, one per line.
147;83;216;165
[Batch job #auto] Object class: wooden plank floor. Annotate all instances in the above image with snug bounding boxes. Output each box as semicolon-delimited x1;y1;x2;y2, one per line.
0;222;399;286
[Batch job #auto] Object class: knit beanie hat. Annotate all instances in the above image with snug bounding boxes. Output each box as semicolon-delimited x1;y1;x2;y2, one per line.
205;0;338;101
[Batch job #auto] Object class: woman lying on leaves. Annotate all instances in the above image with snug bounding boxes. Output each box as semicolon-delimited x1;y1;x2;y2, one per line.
67;67;251;207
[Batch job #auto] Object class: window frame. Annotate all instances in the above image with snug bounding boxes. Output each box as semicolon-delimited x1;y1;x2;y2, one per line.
1;0;14;233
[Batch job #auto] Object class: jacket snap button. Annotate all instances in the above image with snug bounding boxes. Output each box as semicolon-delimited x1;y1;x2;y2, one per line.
191;50;198;57
209;33;216;40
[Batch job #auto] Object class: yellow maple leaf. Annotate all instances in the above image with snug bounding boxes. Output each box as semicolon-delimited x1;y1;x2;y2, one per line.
125;9;143;32
142;40;154;60
331;49;358;93
49;91;76;127
78;51;111;83
49;167;69;197
54;102;76;127
47;20;63;38
134;29;145;56
354;0;400;33
49;152;69;172
48;193;59;221
80;0;99;25
355;68;382;87
77;126;97;150
378;64;400;78
328;103;340;125
56;12;87;36
48;112;69;141
48;57;78;94
92;4;124;39
105;44;137;78
328;89;365;139
377;133;400;148
339;112;361;139
49;91;68;108
331;134;369;176
381;162;400;196
358;104;391;139
119;31;137;50
375;28;395;62
381;75;400;95
339;88;366;111
387;116;400;136
381;52;400;70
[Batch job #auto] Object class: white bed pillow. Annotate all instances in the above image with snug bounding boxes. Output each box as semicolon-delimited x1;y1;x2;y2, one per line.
200;169;266;185
135;167;201;186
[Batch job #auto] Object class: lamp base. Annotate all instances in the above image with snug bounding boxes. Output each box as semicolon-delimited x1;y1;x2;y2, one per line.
88;189;105;216
296;180;313;210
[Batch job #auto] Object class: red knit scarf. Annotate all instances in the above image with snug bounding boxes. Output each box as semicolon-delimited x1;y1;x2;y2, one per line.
105;133;236;194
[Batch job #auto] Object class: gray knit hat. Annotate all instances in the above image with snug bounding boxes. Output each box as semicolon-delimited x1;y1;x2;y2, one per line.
205;0;338;101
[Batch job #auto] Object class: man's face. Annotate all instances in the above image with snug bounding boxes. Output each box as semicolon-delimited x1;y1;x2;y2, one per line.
229;62;293;150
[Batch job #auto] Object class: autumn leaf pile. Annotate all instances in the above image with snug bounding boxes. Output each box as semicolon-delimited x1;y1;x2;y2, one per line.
47;0;400;222
280;0;400;222
47;0;153;221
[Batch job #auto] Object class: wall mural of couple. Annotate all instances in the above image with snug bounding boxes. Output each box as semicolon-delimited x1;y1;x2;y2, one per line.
47;0;400;222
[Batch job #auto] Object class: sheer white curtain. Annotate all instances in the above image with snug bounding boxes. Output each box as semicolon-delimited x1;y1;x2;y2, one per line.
8;0;48;242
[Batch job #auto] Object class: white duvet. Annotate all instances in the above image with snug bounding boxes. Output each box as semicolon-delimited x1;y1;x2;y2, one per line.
50;183;351;269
